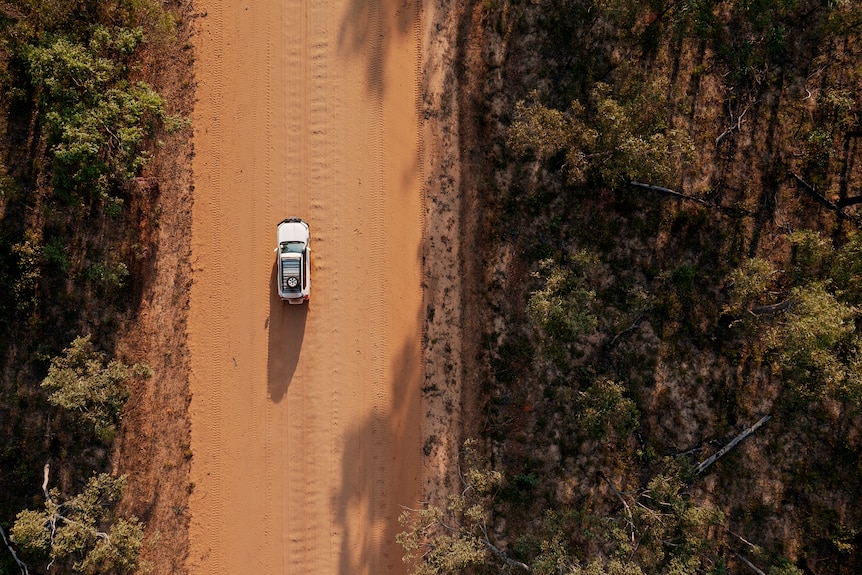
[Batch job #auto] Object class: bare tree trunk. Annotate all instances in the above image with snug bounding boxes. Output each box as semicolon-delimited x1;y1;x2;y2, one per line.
42;463;50;499
695;415;771;475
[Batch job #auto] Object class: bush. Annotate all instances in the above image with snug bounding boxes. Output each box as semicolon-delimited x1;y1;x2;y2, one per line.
398;439;515;574
86;260;130;293
577;378;639;441
41;335;132;441
528;258;598;344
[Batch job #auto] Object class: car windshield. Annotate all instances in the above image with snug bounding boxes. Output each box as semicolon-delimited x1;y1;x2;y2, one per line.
280;241;305;254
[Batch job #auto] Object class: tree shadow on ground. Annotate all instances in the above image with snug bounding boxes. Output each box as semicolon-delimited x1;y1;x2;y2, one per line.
333;321;423;574
337;0;418;97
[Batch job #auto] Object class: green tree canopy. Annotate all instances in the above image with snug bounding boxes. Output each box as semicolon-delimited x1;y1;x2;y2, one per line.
769;283;860;403
508;82;694;188
41;334;142;441
24;27;181;200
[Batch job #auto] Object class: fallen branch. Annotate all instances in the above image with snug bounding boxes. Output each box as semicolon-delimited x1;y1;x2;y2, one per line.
695;415;771;475
671;446;703;458
750;299;793;315
789;172;840;210
599;471;636;544
629;181;709;206
725;527;759;549
789;172;858;222
608;311;648;348
479;523;530;571
0;524;29;575
735;552;767;575
715;99;756;147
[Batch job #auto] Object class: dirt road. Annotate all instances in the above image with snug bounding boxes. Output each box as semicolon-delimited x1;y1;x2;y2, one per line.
186;0;424;573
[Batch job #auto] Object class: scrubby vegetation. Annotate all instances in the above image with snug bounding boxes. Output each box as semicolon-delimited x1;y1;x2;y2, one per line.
0;1;187;573
41;334;150;443
403;0;862;574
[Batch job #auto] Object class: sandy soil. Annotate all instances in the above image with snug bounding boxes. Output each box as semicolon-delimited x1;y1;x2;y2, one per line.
112;4;196;573
186;0;430;573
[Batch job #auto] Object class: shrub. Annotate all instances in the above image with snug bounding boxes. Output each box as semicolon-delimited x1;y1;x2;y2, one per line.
11;231;44;311
528;258;598;344
723;258;778;315
577;378;639;441
41;335;132;441
86;260;130;293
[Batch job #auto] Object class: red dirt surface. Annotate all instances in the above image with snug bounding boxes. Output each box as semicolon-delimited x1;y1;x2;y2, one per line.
185;0;428;573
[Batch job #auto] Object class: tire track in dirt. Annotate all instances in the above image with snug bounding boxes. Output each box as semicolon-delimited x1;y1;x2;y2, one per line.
284;0;335;570
308;0;345;562
264;0;295;565
259;0;284;568
280;0;307;570
248;5;270;568
188;0;227;572
363;0;393;571
311;0;336;561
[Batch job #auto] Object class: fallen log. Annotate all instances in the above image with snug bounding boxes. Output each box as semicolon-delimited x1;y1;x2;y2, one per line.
629;181;710;206
735;552;767;575
788;172;858;222
695;415;771;475
750;299;793;315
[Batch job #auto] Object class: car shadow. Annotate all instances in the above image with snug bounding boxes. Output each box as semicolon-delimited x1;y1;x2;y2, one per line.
266;261;307;403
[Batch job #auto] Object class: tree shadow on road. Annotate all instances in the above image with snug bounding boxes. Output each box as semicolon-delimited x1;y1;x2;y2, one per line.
266;262;308;403
337;0;419;97
333;324;424;574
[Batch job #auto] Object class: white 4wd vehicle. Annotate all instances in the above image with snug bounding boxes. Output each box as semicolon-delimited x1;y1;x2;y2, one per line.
276;217;311;304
